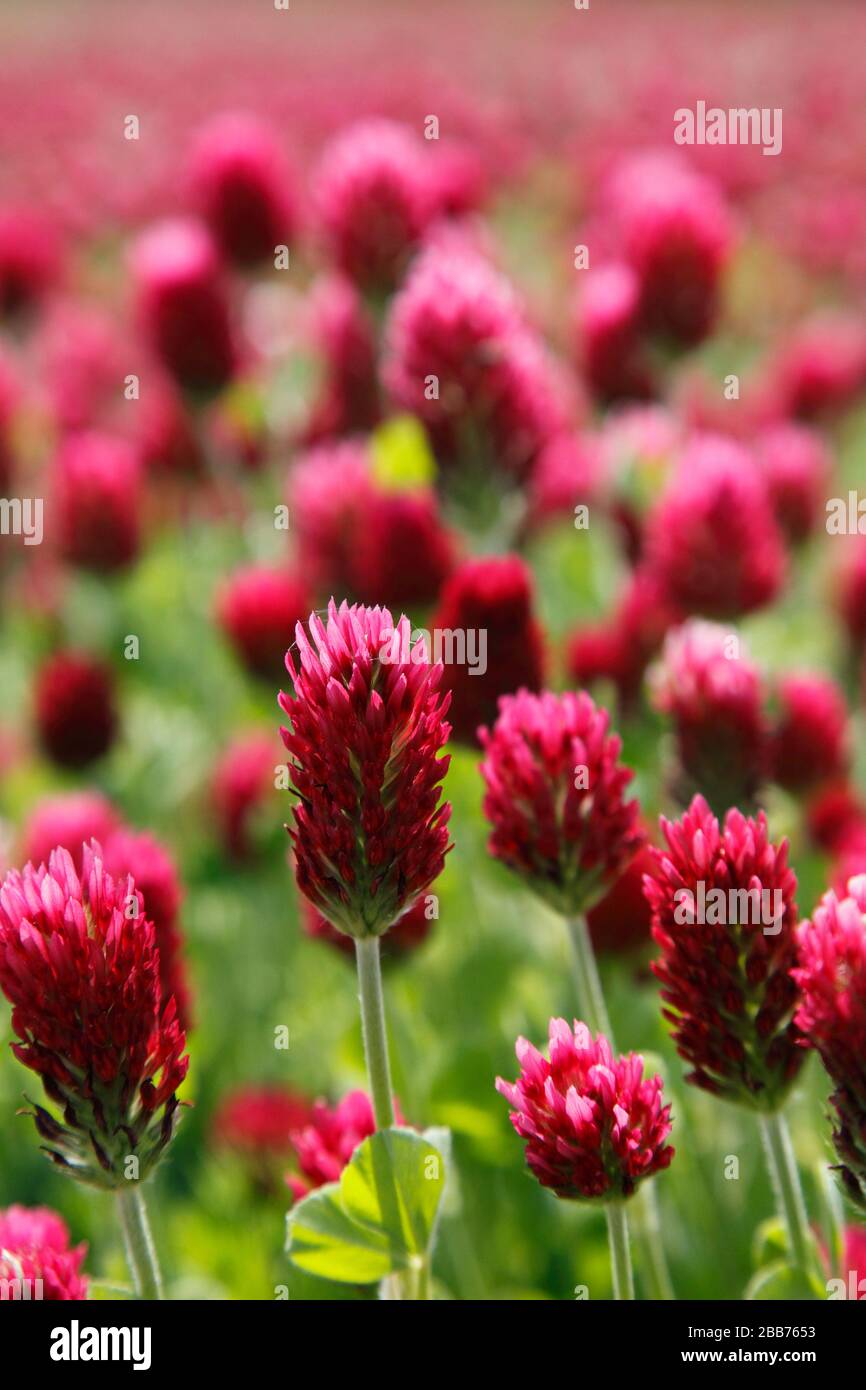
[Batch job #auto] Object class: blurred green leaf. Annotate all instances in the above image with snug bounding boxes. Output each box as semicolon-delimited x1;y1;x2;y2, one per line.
371;415;437;491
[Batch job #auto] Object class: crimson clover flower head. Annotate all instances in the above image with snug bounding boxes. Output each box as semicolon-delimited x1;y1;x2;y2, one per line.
768;672;850;795
213;1085;312;1158
644;795;803;1109
187;111;298;269
34;651;118;771
496;1019;673;1201
479;688;642;916
216;564;310;683
54;431;143;575
0;1204;88;1301
650;619;766;814
22;791;120;872
0;843;188;1189
279;600;452;939
793;876;866;1208
286;1089;403;1203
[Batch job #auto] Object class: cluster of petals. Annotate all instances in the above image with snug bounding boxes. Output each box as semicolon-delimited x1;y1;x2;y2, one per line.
0;1204;87;1301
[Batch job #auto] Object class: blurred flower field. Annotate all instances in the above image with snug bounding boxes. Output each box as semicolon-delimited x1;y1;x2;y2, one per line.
1;0;866;1303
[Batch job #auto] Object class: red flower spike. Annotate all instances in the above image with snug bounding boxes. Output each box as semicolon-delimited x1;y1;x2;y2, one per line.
279;600;452;939
496;1019;673;1201
644;795;804;1109
479;689;642;916
0;843;188;1188
0;1205;88;1301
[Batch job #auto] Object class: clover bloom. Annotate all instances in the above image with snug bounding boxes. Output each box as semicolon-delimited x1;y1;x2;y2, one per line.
301;274;380;443
212;730;280;861
0;1205;87;1301
280;600;451;938
0;844;188;1187
768;673;849;795
432;555;545;744
216;564;310;683
301;889;436;960
650;620;766;814
496;1019;673;1201
756;423;830;545
53;431;142;574
286;1090;402;1202
644;795;803;1108
0;206;63;319
793;877;866;1207
479;689;642;916
575;262;656;404
34;652;118;770
188;112;297;268
22;792;120;872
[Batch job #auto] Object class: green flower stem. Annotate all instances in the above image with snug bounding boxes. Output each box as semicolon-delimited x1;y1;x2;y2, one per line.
567;913;674;1300
355;936;395;1129
605;1201;635;1300
758;1110;813;1272
116;1186;163;1300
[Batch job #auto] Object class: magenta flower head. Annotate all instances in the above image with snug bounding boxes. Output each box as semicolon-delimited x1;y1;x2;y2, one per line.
0;206;63;320
0;844;188;1188
574;262;656;404
767;313;866;421
131;217;238;396
646;434;786;618
768;672;850;796
314;119;434;292
302;273;380;443
22;791;120;873
479;689;642;916
793;876;866;1208
279;600;452;938
650;620;766;814
216;564;310;683
34;651;118;770
212;730;279;861
432;555;546;745
496;1019;673;1201
756;423;831;545
53;431;142;574
187;111;297;268
643;795;804;1109
287;1089;403;1202
0;1205;88;1301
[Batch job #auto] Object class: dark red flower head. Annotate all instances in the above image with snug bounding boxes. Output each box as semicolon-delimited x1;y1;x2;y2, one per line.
212;730;279;861
644;795;803;1109
279;601;451;938
756;423;831;545
314;119;434;292
0;206;63;319
432;555;545;745
217;565;310;683
793;876;866;1209
53;431;142;574
646;434;786;618
213;1084;312;1158
131;217;238;396
496;1019;674;1201
34;651;118;770
650;620;766;814
479;689;642;916
0;1205;87;1301
768;672;849;795
0;843;188;1187
767;314;866;421
187;111;298;268
575;262;656;404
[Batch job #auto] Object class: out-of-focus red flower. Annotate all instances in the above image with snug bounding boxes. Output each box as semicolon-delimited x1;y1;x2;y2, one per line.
431;555;545;745
496;1019;674;1200
0;844;188;1186
568;568;681;715
430;142;488;218
211;730;279;861
644;795;803;1108
213;1084;312;1157
287;1089;401;1201
586;843;657;955
216;565;310;682
603;153;734;346
600;405;683;560
33;301;124;434
756;423;831;545
280;601;451;938
0;206;63;318
526;431;603;532
22;791;120;872
0;346;19;494
384;242;566;480
102;829;192;1031
645;434;786;618
300;886;436;960
288;439;373;598
767;314;866;421
480;688;642;915
806;781;866;856
768;673;849;795
794;876;866;1207
133;373;202;477
352;488;457;609
187;112;297;268
314;119;434;292
34;652;118;770
650;620;766;814
301;274;380;444
53;431;142;574
575;262;656;404
0;1205;87;1301
132;217;238;396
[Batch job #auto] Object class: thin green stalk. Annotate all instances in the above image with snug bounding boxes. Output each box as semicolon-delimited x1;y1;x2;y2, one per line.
605;1201;634;1300
758;1110;812;1272
116;1186;163;1300
567;913;674;1299
355;936;394;1129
